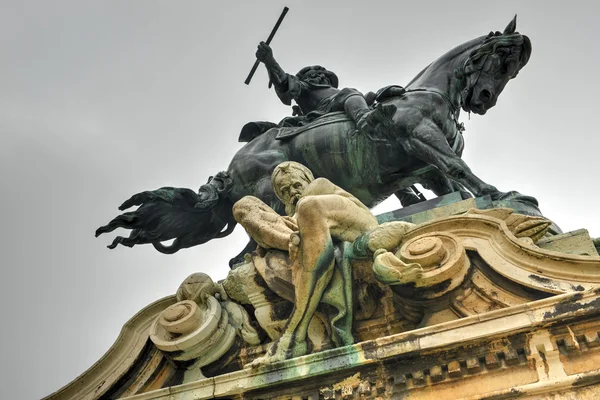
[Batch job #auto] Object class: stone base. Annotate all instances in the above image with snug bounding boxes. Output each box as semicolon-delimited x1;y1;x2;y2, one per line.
45;197;600;400
377;191;563;235
121;289;600;400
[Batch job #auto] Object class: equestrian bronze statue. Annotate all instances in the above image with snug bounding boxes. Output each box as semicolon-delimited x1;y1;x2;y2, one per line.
96;17;532;258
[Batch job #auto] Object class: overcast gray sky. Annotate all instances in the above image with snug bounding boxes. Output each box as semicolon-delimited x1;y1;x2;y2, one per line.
1;1;599;399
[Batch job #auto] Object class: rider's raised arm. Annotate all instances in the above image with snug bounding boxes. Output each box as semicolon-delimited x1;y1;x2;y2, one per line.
256;42;305;106
256;42;287;87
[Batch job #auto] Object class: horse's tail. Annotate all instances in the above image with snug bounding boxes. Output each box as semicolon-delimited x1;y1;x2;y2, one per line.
96;171;237;253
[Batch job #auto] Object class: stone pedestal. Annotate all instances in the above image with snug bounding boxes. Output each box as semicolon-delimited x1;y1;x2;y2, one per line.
45;195;600;400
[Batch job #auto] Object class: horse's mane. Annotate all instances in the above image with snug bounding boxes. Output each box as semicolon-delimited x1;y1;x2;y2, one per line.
466;32;532;75
407;29;531;88
407;36;486;87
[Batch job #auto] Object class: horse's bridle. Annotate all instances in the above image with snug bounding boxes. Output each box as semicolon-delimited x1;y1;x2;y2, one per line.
460;50;492;114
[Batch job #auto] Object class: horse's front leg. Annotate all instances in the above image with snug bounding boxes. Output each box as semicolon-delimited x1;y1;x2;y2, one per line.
420;169;467;197
406;119;498;197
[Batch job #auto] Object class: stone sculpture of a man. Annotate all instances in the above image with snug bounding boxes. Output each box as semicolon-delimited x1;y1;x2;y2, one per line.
232;161;380;363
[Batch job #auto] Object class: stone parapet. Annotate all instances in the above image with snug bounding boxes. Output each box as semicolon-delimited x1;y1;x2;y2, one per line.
122;289;600;399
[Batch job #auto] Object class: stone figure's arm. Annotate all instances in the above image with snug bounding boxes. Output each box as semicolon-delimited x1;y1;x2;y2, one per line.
232;196;294;251
256;42;304;106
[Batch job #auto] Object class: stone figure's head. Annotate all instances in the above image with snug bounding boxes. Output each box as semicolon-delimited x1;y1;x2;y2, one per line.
271;161;315;216
296;65;339;87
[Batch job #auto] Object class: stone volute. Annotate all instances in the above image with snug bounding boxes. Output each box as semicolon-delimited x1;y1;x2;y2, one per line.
159;300;202;335
150;272;242;367
398;232;469;298
372;230;470;303
150;295;236;365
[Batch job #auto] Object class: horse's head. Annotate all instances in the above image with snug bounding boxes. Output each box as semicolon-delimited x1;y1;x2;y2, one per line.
461;16;532;115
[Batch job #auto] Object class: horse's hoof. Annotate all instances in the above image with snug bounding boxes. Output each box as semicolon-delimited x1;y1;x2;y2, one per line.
487;190;505;201
489;190;539;206
477;185;499;197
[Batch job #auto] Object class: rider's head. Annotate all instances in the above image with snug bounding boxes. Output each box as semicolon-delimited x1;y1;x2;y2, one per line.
296;65;339;87
272;161;315;216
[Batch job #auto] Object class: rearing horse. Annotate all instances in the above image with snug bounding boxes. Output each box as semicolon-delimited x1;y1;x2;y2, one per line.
96;17;531;256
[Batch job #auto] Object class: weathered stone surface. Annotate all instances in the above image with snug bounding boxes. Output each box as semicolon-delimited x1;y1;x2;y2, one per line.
538;229;599;256
49;195;600;399
111;289;600;399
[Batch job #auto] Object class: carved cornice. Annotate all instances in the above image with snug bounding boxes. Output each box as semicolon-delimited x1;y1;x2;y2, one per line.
402;210;600;293
49;208;600;399
121;289;600;399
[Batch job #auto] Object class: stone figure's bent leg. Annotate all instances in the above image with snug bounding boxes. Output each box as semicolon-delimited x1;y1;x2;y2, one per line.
233;196;293;251
258;195;378;364
420;169;466;196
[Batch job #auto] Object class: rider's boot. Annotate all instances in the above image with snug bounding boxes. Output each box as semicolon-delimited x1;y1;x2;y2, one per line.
355;109;373;133
364;103;397;126
343;92;397;135
354;103;397;135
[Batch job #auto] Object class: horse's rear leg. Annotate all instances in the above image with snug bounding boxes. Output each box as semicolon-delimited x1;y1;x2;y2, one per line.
420;169;469;197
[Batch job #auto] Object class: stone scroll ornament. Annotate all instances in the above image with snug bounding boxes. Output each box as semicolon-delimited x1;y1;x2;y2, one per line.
149;272;260;379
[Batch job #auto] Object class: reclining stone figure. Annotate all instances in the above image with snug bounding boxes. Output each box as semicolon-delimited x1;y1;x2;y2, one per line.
233;161;421;364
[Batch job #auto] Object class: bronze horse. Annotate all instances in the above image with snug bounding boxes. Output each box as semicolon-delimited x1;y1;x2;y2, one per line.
96;17;531;256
